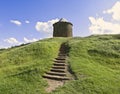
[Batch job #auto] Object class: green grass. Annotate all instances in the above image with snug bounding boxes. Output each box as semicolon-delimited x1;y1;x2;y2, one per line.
0;35;120;94
0;38;68;94
52;35;120;94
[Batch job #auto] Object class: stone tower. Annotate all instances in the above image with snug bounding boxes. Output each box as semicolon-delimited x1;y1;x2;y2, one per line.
53;18;73;37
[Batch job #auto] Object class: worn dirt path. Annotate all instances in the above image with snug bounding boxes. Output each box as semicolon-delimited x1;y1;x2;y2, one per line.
45;79;65;93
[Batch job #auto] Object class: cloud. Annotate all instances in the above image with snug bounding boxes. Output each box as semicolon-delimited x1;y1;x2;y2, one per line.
35;18;59;33
2;37;39;48
103;1;120;21
0;45;6;49
23;37;38;43
0;40;9;49
25;20;30;24
89;1;120;34
4;38;20;44
89;17;120;34
10;20;22;26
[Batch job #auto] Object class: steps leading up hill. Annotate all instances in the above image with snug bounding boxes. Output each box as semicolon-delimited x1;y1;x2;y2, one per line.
43;43;72;81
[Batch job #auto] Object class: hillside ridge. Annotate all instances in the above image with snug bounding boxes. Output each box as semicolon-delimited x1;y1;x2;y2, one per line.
0;35;120;94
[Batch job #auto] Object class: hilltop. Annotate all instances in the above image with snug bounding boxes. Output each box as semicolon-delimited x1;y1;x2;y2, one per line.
0;35;120;94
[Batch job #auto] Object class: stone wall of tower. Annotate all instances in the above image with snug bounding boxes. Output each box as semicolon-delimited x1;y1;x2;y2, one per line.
53;22;73;37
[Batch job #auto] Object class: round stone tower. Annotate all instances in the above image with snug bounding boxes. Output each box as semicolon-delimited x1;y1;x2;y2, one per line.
53;18;73;37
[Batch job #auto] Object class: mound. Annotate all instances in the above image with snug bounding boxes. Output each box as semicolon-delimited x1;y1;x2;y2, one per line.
0;35;120;94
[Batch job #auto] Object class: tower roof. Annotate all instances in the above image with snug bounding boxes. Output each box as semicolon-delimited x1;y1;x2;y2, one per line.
53;18;73;26
59;18;68;22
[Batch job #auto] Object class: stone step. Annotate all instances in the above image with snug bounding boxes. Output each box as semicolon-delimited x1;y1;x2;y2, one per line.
43;74;70;80
58;53;67;56
54;63;67;66
58;54;67;57
52;66;65;69
59;49;65;51
55;57;66;60
51;69;65;72
54;60;66;63
58;55;66;58
54;61;66;63
46;71;66;76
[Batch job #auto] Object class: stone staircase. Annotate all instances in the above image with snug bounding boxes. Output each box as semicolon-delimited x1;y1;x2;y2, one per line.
43;43;71;81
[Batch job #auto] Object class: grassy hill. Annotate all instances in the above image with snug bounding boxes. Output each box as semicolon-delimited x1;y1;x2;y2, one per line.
0;35;120;94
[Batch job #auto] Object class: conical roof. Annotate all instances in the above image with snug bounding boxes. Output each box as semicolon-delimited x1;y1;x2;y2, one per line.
53;18;73;26
59;18;68;22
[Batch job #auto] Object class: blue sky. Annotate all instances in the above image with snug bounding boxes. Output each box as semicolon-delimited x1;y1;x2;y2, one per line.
0;0;120;48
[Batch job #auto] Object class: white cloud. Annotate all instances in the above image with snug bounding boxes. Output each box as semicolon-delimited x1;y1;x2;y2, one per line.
89;17;120;34
0;45;6;49
4;38;20;44
103;1;120;21
10;20;22;26
23;37;38;43
2;37;38;48
35;18;59;33
25;20;30;24
89;1;120;34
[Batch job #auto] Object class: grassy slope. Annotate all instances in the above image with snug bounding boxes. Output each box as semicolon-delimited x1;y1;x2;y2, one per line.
0;38;67;94
0;35;120;94
52;35;120;94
